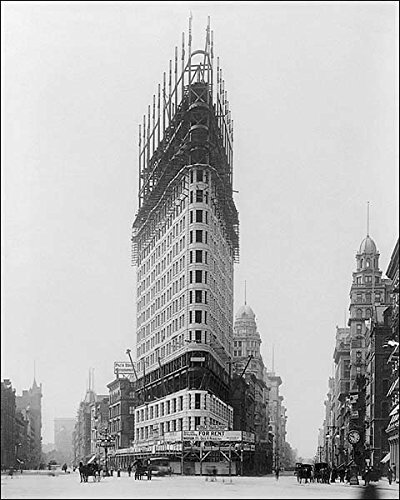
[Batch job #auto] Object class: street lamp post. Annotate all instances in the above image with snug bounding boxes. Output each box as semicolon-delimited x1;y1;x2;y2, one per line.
96;429;115;476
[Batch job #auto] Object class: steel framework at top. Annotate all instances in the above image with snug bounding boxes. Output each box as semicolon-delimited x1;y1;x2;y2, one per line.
132;17;239;263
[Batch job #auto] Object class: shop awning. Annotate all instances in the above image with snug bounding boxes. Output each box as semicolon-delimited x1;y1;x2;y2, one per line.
380;452;390;464
389;403;399;417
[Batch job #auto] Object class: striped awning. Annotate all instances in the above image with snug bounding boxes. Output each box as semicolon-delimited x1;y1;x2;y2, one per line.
380;452;390;464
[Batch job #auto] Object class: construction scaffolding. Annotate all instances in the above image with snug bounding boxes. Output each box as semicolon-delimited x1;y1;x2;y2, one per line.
131;17;239;266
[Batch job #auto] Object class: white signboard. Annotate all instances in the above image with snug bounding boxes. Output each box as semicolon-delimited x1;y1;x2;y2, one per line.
182;430;252;442
114;361;135;375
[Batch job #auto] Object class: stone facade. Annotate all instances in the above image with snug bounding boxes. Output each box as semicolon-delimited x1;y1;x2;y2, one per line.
1;379;16;469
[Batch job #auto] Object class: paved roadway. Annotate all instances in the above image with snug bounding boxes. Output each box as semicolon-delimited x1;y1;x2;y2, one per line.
1;471;398;499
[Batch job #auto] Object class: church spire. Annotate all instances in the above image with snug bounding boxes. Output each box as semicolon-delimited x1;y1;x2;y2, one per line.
367;201;370;237
32;360;38;388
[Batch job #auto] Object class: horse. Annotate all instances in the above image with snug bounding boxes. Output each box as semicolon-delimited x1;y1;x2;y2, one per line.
298;465;312;484
81;462;101;482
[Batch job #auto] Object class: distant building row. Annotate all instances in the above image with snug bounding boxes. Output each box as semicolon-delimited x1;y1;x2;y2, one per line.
0;379;42;470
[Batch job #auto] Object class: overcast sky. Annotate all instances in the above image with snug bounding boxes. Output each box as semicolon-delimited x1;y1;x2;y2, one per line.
2;1;398;459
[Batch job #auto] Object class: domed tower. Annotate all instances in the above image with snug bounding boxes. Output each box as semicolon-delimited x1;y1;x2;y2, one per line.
233;303;265;380
348;232;390;391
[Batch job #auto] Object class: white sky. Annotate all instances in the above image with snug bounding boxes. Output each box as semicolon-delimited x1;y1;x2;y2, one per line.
2;1;398;459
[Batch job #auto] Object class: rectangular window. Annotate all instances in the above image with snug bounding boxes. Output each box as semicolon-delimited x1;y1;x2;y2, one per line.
195;250;202;263
195;230;203;243
195;330;202;342
195;393;201;409
196;190;203;203
189;251;193;263
195;416;201;428
196;210;203;223
190;231;193;244
195;290;202;303
166;401;170;414
197;169;203;182
179;396;183;411
190;211;193;224
195;311;202;323
190;191;193;203
195;270;202;283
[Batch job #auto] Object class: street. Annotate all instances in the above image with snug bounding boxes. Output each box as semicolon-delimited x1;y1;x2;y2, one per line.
1;471;398;499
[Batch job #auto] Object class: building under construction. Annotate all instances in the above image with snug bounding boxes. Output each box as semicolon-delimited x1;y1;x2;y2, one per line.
111;19;245;473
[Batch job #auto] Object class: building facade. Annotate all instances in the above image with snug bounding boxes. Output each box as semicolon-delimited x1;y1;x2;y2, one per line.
347;234;391;468
232;304;271;473
365;310;392;469
333;326;351;466
54;418;75;464
72;389;95;464
317;233;394;472
385;238;399;482
107;377;136;450
15;379;42;469
129;21;238;460
1;379;16;469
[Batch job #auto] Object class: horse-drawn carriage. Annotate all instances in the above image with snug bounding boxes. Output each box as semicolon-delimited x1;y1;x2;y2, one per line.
295;463;313;483
314;462;330;483
78;461;101;482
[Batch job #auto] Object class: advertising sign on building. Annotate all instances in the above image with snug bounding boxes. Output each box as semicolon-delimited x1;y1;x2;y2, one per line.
182;430;254;442
114;361;136;375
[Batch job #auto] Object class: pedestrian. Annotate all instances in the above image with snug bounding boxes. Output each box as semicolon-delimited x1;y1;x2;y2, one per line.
117;468;121;478
78;461;85;483
364;466;371;486
275;466;280;480
127;463;132;477
212;465;217;481
387;466;393;485
147;465;152;481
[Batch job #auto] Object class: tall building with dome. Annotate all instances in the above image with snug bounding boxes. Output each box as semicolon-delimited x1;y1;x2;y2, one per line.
344;231;391;468
348;234;391;391
232;302;290;470
233;304;265;380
